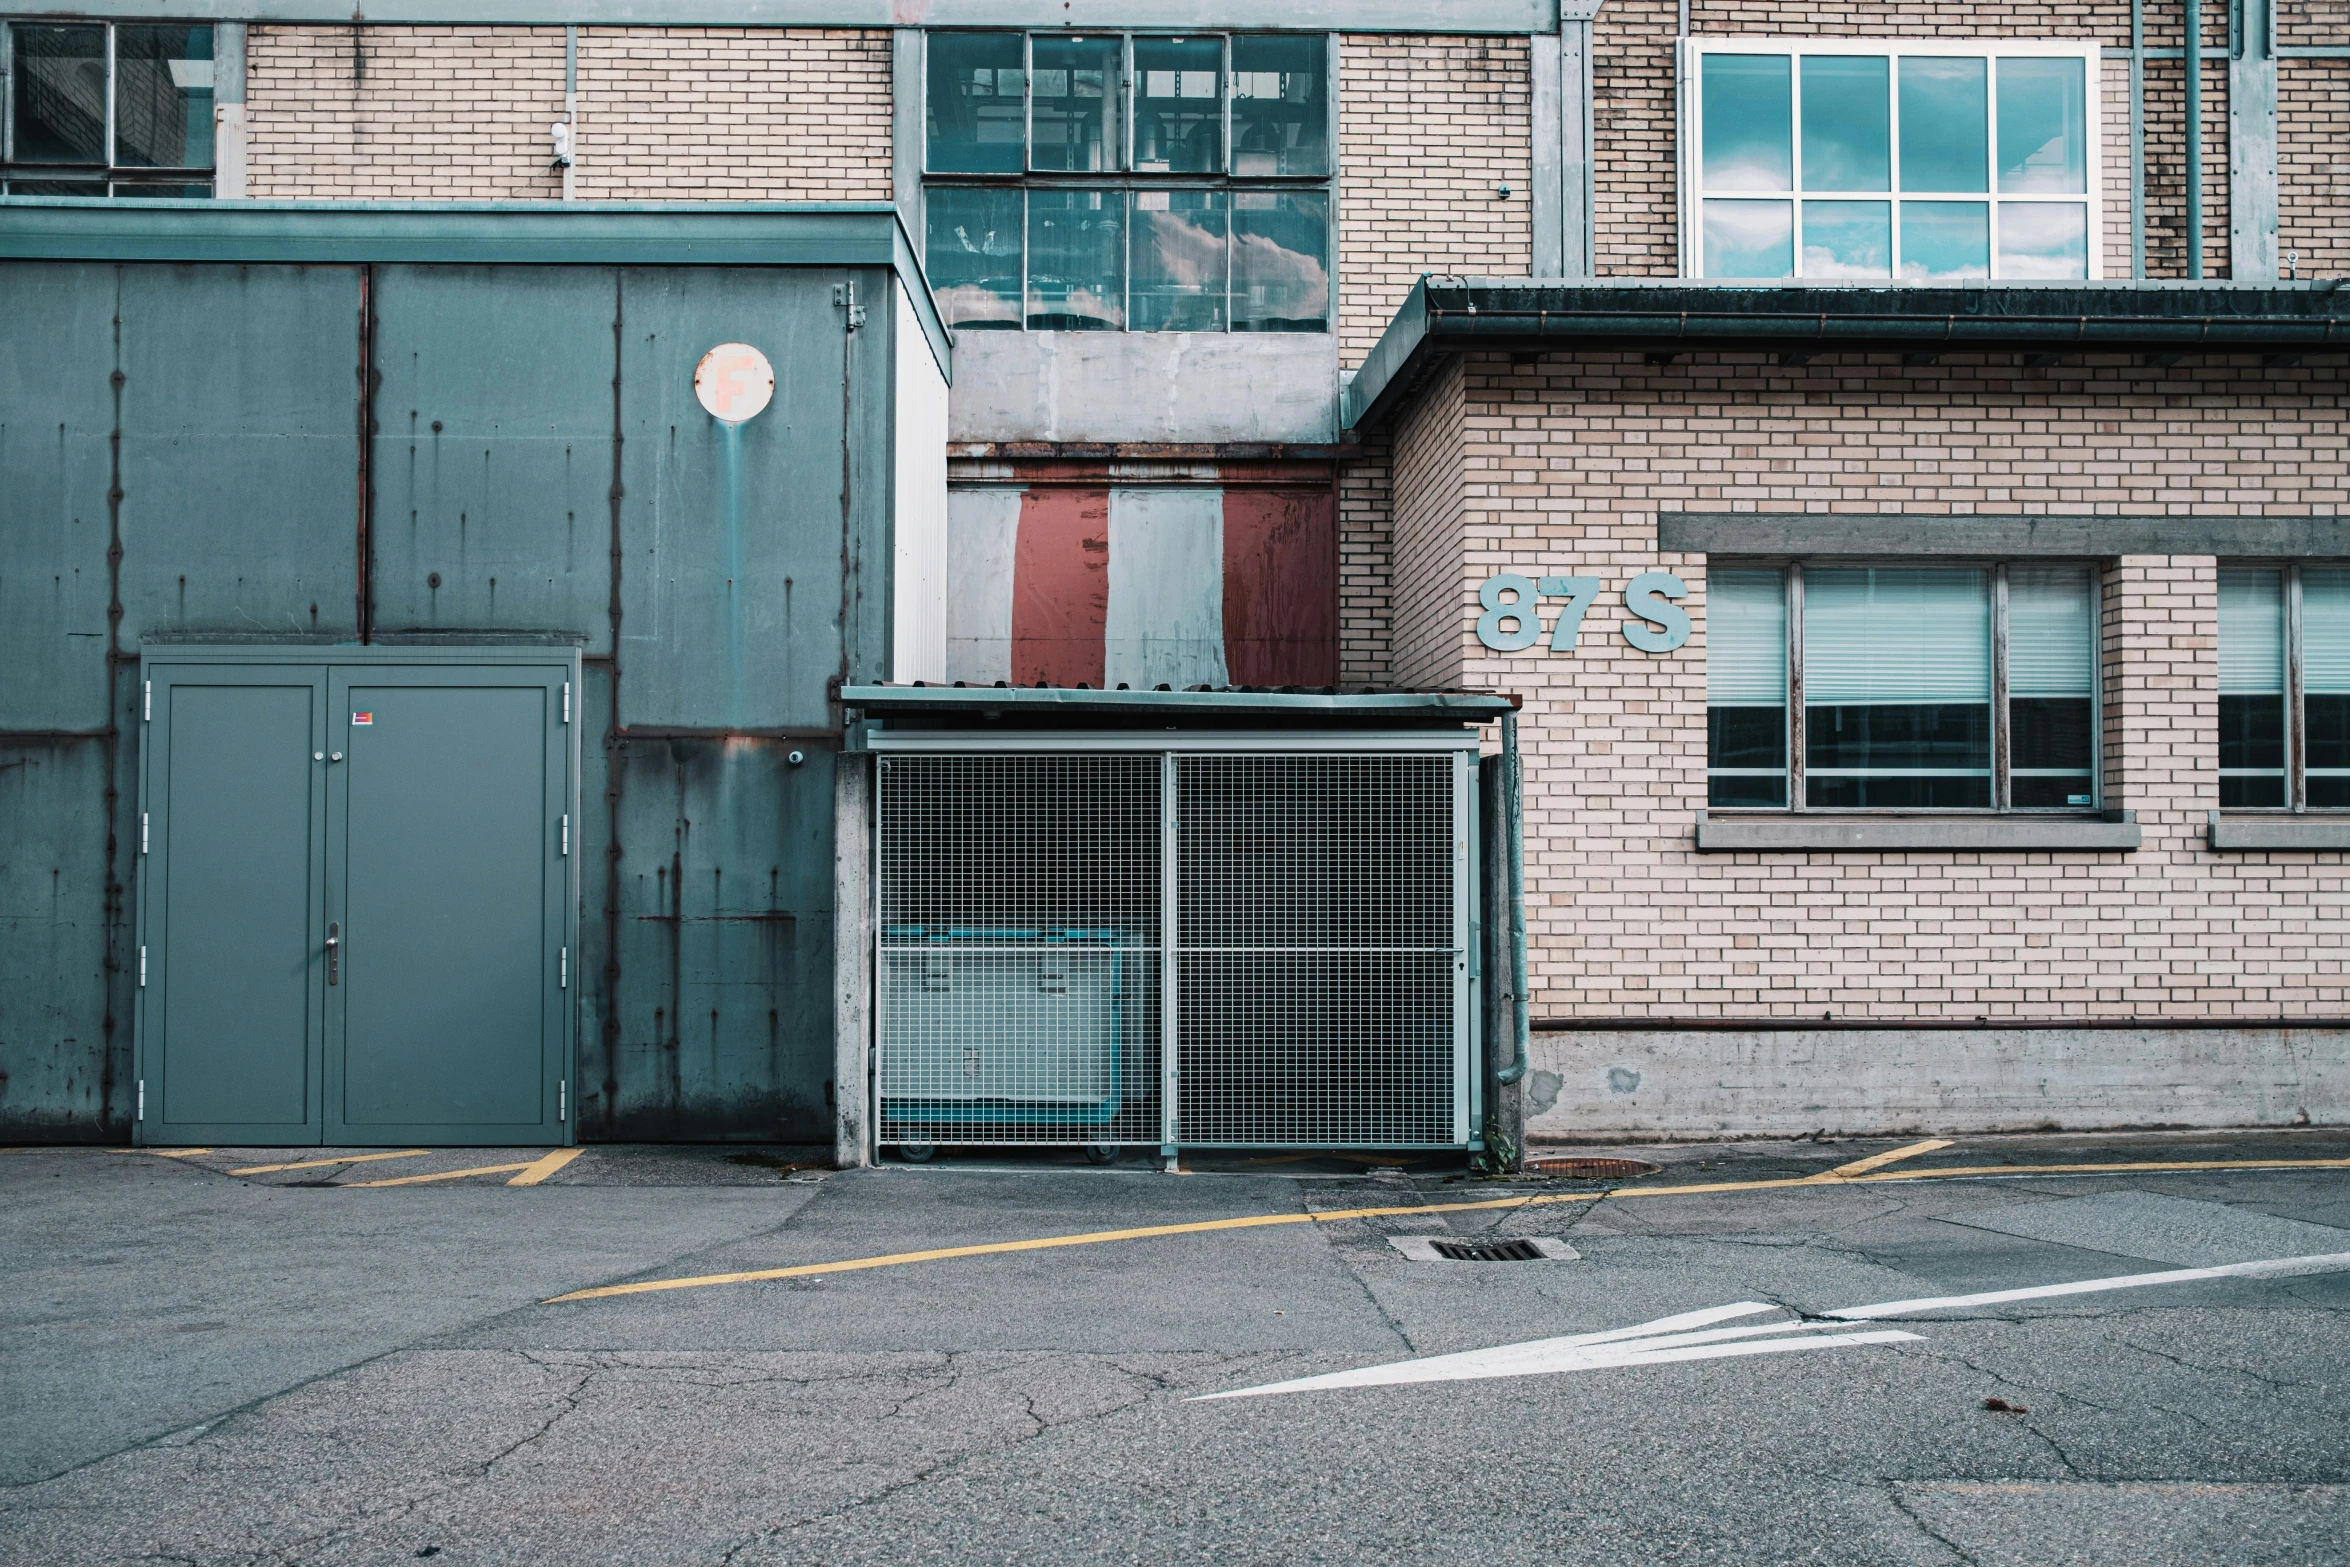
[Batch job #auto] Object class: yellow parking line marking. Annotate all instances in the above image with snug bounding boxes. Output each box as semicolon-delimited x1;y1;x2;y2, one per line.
544;1152;2350;1306
349;1161;536;1188
507;1148;585;1186
107;1148;212;1157
1810;1138;1955;1181
229;1150;432;1176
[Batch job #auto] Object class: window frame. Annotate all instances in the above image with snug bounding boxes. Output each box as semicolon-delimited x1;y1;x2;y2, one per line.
1706;558;2105;814
921;29;1337;335
1676;36;2105;283
2217;559;2350;814
1;18;217;198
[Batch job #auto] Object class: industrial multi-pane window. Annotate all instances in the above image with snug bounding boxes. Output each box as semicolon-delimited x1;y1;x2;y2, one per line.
1682;40;2100;281
2218;565;2350;810
1707;564;2099;810
923;32;1330;333
2;23;215;197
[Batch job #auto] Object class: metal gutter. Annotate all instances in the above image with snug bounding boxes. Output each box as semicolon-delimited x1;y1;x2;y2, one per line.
1345;276;2350;432
840;684;1515;723
0;198;954;380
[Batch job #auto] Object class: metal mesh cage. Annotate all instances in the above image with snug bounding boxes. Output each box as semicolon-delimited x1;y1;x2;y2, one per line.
874;744;1469;1150
876;754;1164;1146
1175;755;1459;1145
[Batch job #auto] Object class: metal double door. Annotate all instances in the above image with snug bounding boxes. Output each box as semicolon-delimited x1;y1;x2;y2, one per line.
137;650;578;1146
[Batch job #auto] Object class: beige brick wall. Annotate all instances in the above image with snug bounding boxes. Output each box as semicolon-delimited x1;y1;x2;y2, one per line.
1387;358;1471;691
247;26;567;200
1374;350;2350;1019
244;25;890;202
1339;434;1395;688
1337;35;1532;369
575;28;890;201
2281;61;2350;277
1594;0;2270;280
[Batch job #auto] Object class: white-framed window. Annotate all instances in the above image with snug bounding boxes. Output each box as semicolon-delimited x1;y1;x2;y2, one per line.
1677;38;2103;282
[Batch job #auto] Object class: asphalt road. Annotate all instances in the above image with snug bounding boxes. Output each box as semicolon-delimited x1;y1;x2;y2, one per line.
3;1130;2347;1566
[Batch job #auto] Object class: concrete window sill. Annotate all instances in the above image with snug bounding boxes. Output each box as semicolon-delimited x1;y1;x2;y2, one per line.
2208;811;2350;851
1695;810;2141;853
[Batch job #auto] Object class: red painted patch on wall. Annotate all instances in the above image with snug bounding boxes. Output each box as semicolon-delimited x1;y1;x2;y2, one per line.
1222;489;1337;687
1011;487;1110;687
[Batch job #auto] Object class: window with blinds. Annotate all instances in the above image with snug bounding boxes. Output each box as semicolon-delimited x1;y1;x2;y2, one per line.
2218;567;2286;808
1705;561;2099;811
1706;567;1789;807
2218;563;2350;811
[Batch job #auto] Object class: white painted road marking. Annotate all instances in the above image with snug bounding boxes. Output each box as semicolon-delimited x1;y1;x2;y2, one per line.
1826;1249;2350;1320
1197;1249;2350;1401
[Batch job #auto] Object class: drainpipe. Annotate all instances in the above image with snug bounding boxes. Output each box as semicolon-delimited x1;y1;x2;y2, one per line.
2186;0;2204;279
555;25;578;201
1496;706;1531;1088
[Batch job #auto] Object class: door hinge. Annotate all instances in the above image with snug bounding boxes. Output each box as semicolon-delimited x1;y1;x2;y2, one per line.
137;1079;145;1121
139;945;147;986
559;1079;567;1122
560;946;569;988
561;813;570;856
141;812;149;855
143;680;151;721
562;681;571;724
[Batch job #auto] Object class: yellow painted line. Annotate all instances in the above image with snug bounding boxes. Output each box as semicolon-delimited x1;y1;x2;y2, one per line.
1812;1138;1954;1180
507;1147;585;1186
541;1153;2350;1306
107;1147;212;1157
1847;1156;2350;1184
228;1149;432;1176
348;1160;536;1188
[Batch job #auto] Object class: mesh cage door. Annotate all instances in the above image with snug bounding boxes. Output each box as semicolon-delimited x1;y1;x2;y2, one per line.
1173;753;1461;1146
875;754;1163;1146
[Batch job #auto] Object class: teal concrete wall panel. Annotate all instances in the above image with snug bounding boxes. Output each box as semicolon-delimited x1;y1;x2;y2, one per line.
115;264;363;644
616;267;849;732
0;739;117;1139
600;735;836;1141
370;266;618;649
0;263;117;732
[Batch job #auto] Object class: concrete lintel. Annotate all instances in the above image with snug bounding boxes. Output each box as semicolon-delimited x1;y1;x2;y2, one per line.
1662;511;2350;560
948;330;1338;445
2209;810;2350;850
1695;810;2141;853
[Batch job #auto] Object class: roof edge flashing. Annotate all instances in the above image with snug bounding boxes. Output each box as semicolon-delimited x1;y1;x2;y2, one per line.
1344;276;2350;433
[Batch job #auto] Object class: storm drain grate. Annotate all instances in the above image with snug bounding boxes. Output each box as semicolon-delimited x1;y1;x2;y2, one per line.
1430;1238;1548;1262
1524;1156;1663;1180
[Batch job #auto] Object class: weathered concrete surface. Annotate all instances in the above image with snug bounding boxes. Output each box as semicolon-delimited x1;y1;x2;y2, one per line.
1526;1027;2350;1141
948;331;1338;445
3;1135;2347;1566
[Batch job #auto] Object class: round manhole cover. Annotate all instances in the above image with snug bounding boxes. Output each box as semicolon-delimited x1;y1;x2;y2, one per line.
1524;1156;1662;1179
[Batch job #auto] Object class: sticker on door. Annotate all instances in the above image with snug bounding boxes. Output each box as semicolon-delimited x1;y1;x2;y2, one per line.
353;712;373;725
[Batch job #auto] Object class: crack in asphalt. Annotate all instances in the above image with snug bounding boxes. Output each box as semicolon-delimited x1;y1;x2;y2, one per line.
1884;1483;1981;1566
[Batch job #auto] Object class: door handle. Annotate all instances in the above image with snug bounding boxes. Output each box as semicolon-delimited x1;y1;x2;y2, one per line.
326;922;340;986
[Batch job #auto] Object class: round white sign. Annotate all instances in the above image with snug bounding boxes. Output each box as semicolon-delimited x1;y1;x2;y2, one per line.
693;342;775;424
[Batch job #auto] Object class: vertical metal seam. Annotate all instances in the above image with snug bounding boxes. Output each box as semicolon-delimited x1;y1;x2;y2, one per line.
1787;563;1807;811
1159;750;1179;1157
600;271;624;1133
102;264;127;1136
2288;561;2306;811
1993;563;2012;812
355;262;374;643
